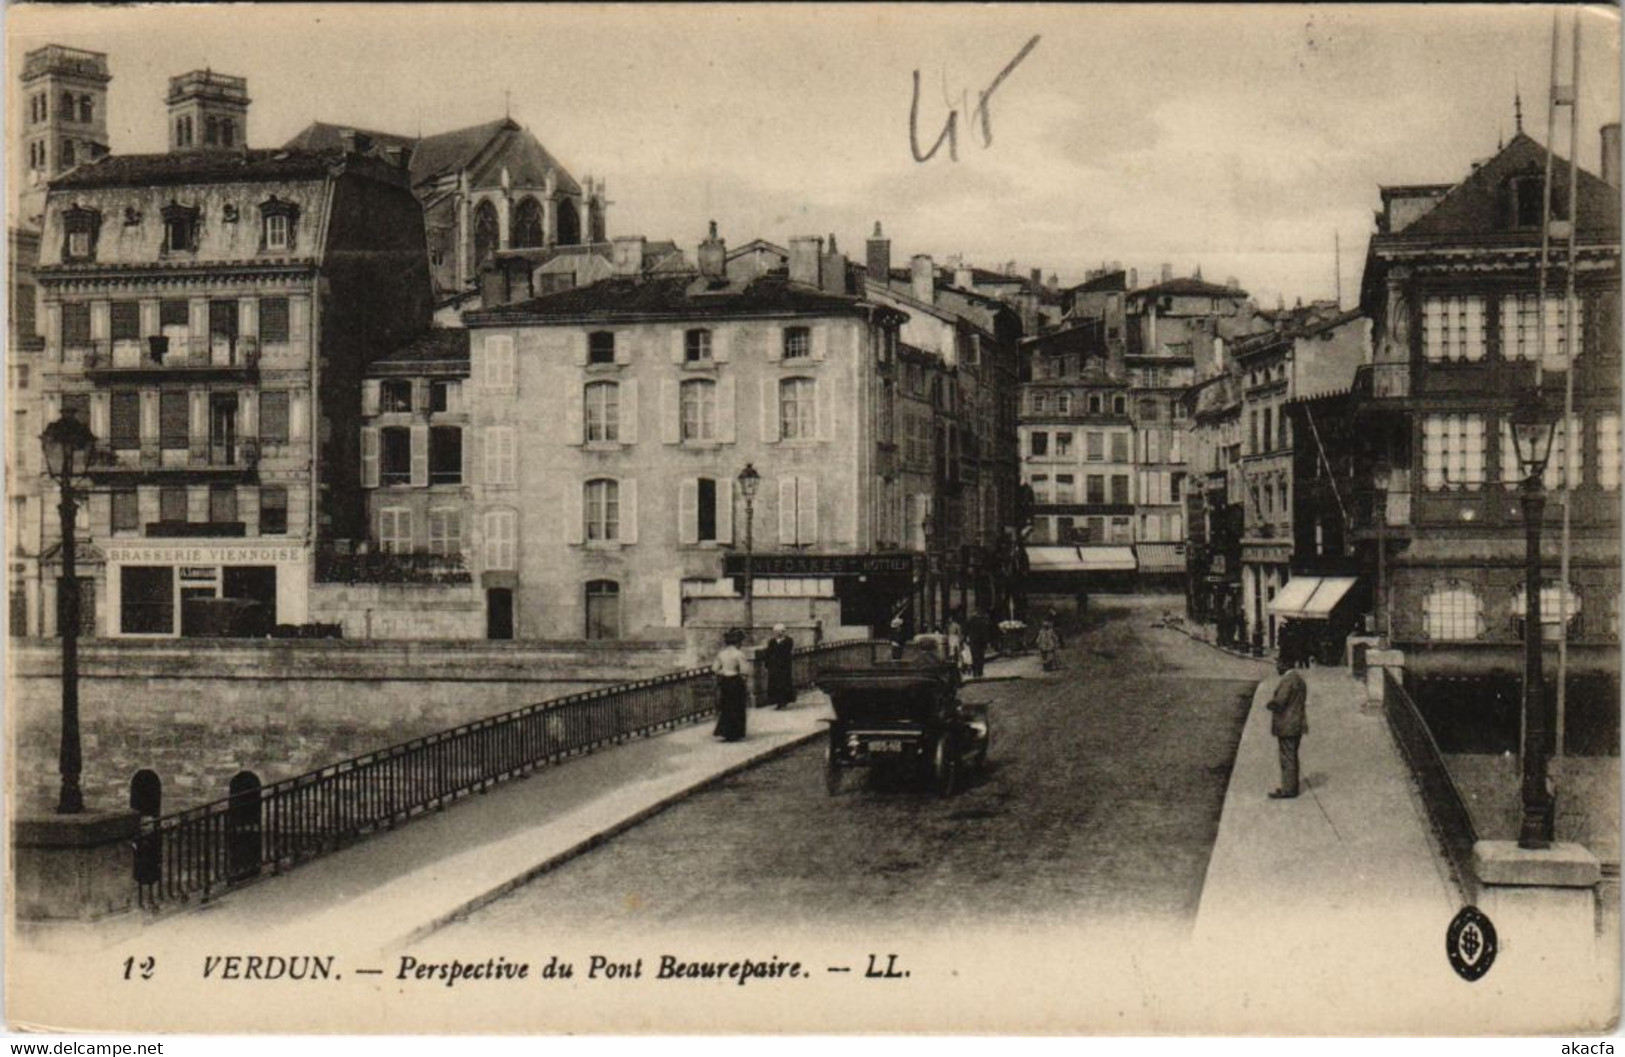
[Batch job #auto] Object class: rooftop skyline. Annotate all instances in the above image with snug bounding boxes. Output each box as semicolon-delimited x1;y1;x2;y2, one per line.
9;3;1620;307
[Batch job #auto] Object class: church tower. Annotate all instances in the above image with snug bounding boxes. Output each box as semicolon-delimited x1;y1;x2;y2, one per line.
166;69;250;152
18;45;111;226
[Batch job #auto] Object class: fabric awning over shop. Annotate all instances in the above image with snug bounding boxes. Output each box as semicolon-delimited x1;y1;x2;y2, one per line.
1025;546;1138;572
1134;542;1187;571
1269;576;1358;619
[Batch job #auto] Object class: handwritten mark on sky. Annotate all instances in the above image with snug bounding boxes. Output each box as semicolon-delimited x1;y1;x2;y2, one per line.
910;35;1042;164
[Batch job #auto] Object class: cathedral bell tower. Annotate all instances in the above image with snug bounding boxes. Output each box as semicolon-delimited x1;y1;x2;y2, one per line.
166;69;250;153
18;45;111;227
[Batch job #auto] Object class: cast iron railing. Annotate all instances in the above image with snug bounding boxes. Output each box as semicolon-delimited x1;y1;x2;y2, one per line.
134;638;883;910
1381;668;1479;903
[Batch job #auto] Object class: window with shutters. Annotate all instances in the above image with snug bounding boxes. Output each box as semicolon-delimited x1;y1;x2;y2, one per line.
260;391;289;446
779;378;816;440
161;204;199;255
61;302;91;348
1421;414;1486;491
1423;582;1484;641
429;427;462;484
378;508;412;553
1054;474;1075;504
585;479;620;542
259;486;288;534
585;580;621;640
1109;516;1133;543
783;327;811;360
110;391;140;450
588;331;616;365
209;484;237;524
697;478;718;542
1111;474;1130;504
1058;393;1072;415
485;427;515;485
780;476;818;545
1085;431;1104;462
484;334;515;389
381;379;413;413
1033;392;1048;414
112;489;139;535
430;380;455;413
63;206;100;261
159;392;189;450
1029;431;1048;457
1421;296;1486;362
1030;474;1050;504
259;298;290;345
160;486;189;523
684;329;712;363
1086;475;1106;504
483;509;517;569
110;301;140;342
1500;294;1584;368
1598;413;1620;491
585;381;619;442
680;379;716;441
264;213;290;251
1500;414;1580;489
380;427;411;485
428;508;462;556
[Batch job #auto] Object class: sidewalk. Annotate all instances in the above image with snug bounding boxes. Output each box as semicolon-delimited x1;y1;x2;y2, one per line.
120;652;1033;955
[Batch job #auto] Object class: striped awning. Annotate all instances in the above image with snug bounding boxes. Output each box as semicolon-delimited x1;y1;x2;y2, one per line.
1025;546;1137;572
1269;576;1358;619
1134;542;1187;571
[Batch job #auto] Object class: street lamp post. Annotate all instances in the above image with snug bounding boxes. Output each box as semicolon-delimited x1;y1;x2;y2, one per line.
1508;391;1560;850
737;463;761;640
41;411;96;815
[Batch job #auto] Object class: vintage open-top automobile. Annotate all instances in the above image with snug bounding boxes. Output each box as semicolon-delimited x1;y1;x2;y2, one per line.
815;650;990;796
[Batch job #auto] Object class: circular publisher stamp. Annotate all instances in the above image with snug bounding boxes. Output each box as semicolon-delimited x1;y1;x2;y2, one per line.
1447;905;1498;982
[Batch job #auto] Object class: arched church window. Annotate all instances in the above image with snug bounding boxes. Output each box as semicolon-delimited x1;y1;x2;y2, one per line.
555;198;581;247
472;200;501;273
512;197;544;249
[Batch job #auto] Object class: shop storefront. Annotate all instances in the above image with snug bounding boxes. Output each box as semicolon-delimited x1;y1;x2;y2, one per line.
721;552;920;634
104;542;309;637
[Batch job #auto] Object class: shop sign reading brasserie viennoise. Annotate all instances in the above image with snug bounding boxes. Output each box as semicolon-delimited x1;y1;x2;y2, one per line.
105;545;308;565
721;553;917;578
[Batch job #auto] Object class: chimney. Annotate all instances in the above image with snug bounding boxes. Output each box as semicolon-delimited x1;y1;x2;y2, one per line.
954;265;974;291
697;220;726;280
1602;123;1621;190
1160;263;1173;284
820;233;848;295
1128;267;1138;289
910;255;935;305
866;221;891;281
788;236;823;287
1030;268;1042;290
611;235;646;277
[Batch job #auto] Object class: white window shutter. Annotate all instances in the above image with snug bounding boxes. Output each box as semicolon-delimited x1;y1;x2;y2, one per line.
565;383;585;446
563;483;584;544
462;424;474;483
413;379;431;412
572;332;588;367
613;333;632;365
621;379;639;445
816;378;833;441
798;475;819;543
669;330;686;365
679;479;699;544
713;328;730;363
812;324;828;361
717;478;734;543
760;378;780;443
360;427;379;488
717;376;736;443
778;477;797;544
362;380;380;416
660;379;681;444
767;329;783;362
410;424;429;486
621;478;639;544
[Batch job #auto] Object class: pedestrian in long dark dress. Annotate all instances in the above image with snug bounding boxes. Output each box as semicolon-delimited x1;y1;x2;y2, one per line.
965;610;992;677
712;629;749;742
763;624;795;709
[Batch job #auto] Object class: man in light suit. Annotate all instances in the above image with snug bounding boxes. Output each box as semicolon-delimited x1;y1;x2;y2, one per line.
1266;655;1308;799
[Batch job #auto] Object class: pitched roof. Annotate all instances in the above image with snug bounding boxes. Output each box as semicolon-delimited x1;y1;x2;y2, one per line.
1129;276;1249;300
1391;131;1620;240
286;117;583;196
726;239;788;261
51;148;343;190
372;328;470;368
1068;270;1127;295
468;274;895;324
282;122;417;156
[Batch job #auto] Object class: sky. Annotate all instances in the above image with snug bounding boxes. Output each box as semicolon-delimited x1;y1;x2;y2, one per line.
8;3;1620;308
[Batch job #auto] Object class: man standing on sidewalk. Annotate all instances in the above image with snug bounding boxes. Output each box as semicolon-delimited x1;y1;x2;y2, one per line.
1266;655;1308;799
965;609;992;678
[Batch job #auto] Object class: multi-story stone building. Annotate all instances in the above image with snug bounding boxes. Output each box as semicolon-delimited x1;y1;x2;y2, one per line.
1179;366;1245;638
28;68;431;637
1233;309;1370;650
450;226;911;640
286;118;609;300
1355;124;1620;743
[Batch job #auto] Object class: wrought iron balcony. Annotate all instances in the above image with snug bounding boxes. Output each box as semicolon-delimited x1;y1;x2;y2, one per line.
86;439;259;481
82;336;259;380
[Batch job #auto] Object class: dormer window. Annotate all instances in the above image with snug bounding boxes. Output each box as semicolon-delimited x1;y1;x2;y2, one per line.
1506;171;1567;229
258;197;300;253
61;205;101;262
161;201;200;255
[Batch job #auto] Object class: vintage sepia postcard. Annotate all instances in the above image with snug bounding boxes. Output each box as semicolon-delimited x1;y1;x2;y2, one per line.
4;1;1620;1037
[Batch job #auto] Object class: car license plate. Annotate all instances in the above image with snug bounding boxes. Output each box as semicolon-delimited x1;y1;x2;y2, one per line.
868;739;904;753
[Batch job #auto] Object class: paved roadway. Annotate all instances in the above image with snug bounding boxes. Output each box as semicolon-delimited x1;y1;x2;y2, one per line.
436;596;1269;938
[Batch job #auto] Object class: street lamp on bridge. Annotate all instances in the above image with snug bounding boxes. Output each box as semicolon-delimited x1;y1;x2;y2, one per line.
41;410;96;815
737;463;761;640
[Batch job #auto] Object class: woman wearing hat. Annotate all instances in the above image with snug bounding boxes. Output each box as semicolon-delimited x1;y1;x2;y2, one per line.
712;628;749;742
762;624;796;710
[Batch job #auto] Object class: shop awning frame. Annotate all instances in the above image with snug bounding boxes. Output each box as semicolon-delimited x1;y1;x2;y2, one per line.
1269;576;1358;620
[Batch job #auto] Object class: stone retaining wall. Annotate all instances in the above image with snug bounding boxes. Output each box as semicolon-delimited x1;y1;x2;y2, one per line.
8;638;690;813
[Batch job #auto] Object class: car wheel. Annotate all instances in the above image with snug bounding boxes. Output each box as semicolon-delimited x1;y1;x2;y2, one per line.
824;739;842;796
933;734;959;797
